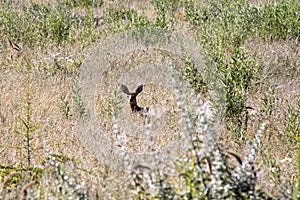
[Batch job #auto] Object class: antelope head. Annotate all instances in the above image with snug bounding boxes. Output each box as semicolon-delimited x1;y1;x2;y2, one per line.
121;84;148;113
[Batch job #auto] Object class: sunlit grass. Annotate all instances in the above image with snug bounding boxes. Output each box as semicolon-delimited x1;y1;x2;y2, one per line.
0;0;299;199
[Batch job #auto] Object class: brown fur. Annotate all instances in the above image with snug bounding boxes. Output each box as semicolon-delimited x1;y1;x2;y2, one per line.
121;84;148;113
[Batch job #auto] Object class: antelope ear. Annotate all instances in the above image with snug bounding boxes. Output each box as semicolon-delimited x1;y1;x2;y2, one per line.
136;84;143;94
121;84;130;94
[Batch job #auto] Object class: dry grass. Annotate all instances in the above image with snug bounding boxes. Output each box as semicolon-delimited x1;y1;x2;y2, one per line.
0;0;299;199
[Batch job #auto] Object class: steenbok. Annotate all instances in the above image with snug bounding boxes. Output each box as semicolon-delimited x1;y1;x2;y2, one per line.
121;84;168;122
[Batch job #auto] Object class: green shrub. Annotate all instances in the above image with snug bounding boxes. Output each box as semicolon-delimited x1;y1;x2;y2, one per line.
261;0;300;40
103;7;151;33
0;3;80;47
184;0;261;139
284;99;300;145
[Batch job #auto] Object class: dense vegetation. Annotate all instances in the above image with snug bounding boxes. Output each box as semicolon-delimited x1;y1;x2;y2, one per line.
0;0;299;199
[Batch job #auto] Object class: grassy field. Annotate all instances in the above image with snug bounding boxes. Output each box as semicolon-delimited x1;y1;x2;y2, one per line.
0;0;299;199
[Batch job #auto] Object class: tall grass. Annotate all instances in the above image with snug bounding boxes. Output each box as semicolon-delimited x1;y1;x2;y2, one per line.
184;0;299;141
130;81;273;199
0;2;97;48
0;0;298;199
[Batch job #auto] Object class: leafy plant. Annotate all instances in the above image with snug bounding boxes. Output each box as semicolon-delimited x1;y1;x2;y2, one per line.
12;58;38;168
284;99;300;145
60;93;71;119
262;84;276;117
0;2;80;47
103;7;151;33
72;75;86;119
184;57;208;95
260;0;300;40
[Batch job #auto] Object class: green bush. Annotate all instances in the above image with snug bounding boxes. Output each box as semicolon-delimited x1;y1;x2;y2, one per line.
0;3;81;47
103;7;151;33
261;0;300;40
